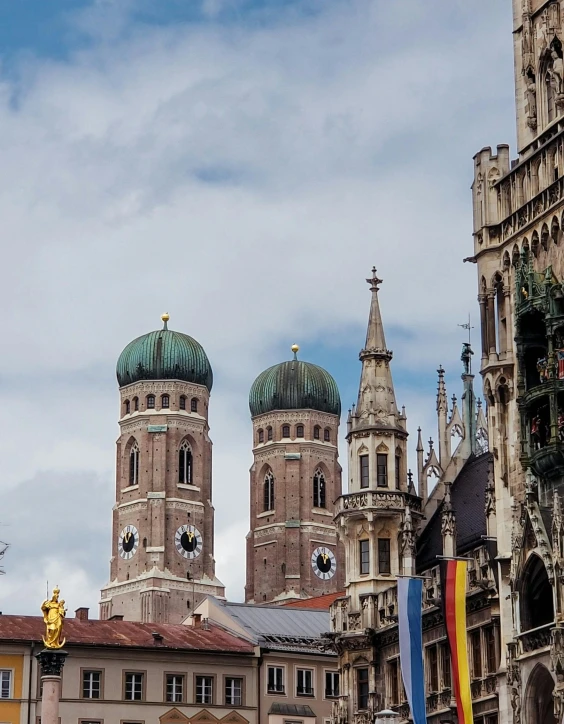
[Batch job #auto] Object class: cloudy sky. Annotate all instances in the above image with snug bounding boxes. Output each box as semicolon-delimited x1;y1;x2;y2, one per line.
0;0;516;616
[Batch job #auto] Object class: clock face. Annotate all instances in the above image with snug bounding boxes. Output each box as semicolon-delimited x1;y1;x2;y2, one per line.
118;525;139;560
175;524;203;559
311;546;337;580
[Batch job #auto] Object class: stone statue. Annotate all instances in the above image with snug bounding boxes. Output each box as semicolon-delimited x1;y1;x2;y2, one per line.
526;78;537;128
461;342;474;375
41;587;66;649
550;50;564;95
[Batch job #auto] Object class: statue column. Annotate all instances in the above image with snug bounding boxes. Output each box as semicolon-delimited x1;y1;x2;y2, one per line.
37;586;68;724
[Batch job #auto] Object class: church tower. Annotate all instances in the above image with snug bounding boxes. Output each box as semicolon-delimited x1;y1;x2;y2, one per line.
245;345;344;603
332;269;422;720
99;314;224;624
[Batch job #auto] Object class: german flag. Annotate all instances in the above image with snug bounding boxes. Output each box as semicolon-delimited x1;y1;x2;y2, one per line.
440;560;472;724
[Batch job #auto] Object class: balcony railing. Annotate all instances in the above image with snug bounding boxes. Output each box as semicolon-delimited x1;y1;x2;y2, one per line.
518;622;552;652
335;489;422;516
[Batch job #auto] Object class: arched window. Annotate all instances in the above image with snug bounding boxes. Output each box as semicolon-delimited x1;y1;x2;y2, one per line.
129;443;140;486
264;470;274;511
282;425;290;438
296;424;304;438
179;396;186;410
525;664;556;724
179;440;193;485
124;400;130;415
267;426;273;441
520;555;554;631
161;394;170;409
324;428;330;442
191;398;198;412
147;395;155;409
313;468;326;508
258;429;264;443
133;397;139;412
314;425;320;440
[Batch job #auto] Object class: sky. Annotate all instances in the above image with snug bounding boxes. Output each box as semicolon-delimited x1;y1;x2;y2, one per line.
0;0;517;615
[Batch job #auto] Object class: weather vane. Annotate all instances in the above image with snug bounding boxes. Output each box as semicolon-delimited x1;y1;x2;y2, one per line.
458;314;474;346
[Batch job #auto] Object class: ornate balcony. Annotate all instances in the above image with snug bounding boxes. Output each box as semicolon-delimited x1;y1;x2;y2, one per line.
518;622;552;653
335;489;422;518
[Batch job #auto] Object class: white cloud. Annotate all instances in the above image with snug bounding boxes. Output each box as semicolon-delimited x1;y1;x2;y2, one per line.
0;0;515;614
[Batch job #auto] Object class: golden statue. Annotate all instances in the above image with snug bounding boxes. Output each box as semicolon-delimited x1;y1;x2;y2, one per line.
41;587;66;649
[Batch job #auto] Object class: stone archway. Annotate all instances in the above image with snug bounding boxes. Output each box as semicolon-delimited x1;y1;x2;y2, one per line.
525;663;557;724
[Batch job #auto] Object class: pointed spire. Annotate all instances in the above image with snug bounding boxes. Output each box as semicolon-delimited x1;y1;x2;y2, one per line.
353;267;398;429
437;365;450;466
441;482;456;557
436;366;447;413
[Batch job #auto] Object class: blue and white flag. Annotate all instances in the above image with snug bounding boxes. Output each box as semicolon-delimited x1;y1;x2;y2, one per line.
397;577;427;724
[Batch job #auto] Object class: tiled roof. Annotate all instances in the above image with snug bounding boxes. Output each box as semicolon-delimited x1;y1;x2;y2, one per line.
416;452;493;573
269;703;316;717
0;615;253;653
281;592;345;610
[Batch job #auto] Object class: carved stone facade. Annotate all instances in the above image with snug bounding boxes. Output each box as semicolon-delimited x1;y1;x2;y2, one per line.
99;377;224;623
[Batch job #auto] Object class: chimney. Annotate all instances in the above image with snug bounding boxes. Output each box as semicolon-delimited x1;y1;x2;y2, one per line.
108;614;124;621
75;607;89;622
193;613;202;629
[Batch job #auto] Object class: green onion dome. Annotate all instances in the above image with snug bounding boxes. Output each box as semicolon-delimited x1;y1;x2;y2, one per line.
116;314;213;390
249;345;341;417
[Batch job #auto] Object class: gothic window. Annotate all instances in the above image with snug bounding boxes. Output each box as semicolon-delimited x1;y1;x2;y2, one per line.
263;470;274;511
124;399;130;415
359;540;370;575
179;395;186;410
426;644;438;693
129;443;140;486
395;453;401;489
520;554;554;630
313;468;326;508
258;429;264;443
296;424;304;438
387;659;399;706
161;394;170;409
378;538;390;574
470;630;482;678
191;398;198;412
133;396;139;411
267;426;273;441
376;453;388;487
282;425;290;438
356;668;369;710
440;643;451;689
179;440;193;485
484;626;498;674
360;455;369;489
324;428;330;442
314;425;320;440
147;395;155;409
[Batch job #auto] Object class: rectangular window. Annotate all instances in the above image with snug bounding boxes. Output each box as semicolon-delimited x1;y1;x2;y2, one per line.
124;672;143;701
440;643;451;690
360;455;369;488
360;540;370;575
376;453;388;487
471;630;482;678
387;659;399;706
82;670;101;699
225;677;243;706
196;676;213;704
357;667;369;710
325;671;339;698
166;674;184;703
395;455;401;489
378;538;391;574
485;626;497;674
296;669;314;696
427;645;438;693
267;666;284;694
0;670;11;699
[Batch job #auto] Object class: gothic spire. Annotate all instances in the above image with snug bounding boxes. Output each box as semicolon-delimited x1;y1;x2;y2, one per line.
353;268;398;427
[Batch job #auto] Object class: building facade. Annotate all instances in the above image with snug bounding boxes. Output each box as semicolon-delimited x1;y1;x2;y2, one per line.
246;346;344;604
99;314;224;624
0;610;257;724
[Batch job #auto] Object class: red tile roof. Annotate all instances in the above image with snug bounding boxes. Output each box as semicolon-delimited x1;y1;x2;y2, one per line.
281;592;345;610
0;615;254;653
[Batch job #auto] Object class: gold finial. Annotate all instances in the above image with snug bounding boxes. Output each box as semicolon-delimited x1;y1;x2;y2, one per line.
161;312;170;330
41;586;67;649
291;344;299;360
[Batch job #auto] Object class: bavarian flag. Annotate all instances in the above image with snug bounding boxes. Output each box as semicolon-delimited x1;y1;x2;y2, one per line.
397;577;426;724
440;560;473;724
